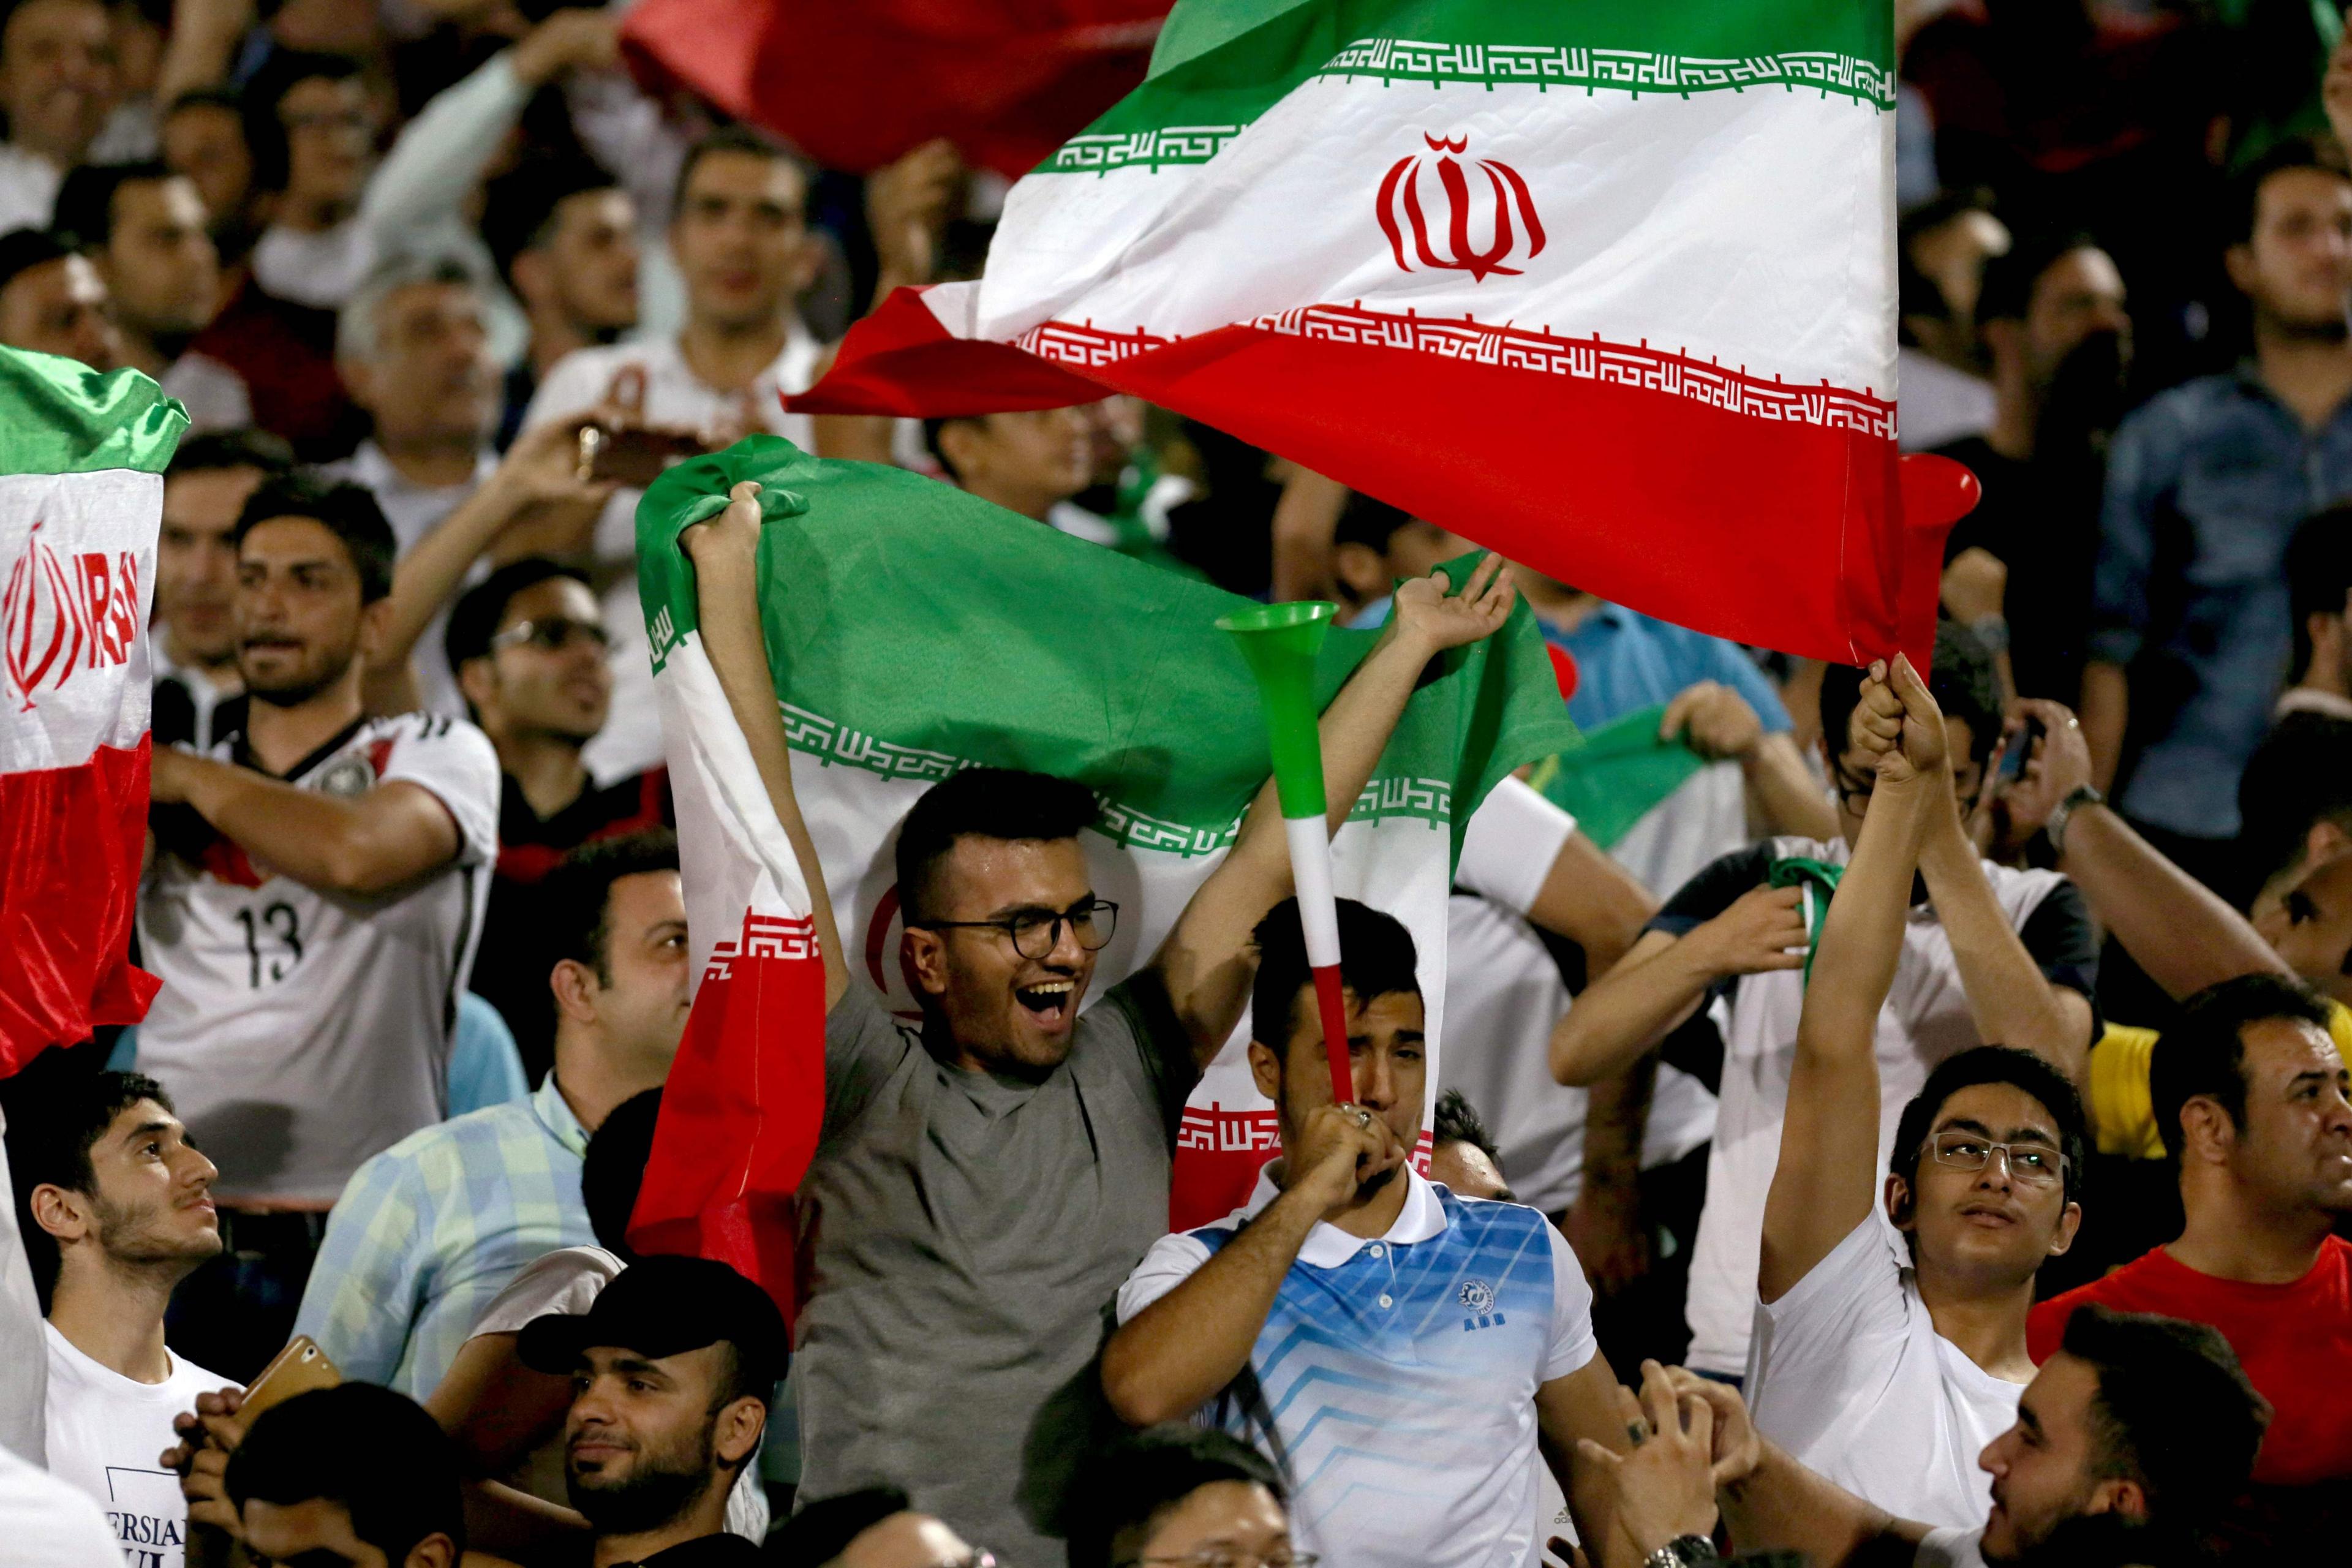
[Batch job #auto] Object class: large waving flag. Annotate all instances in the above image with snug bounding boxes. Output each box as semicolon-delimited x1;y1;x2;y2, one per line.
794;0;1976;664
619;0;1168;178
627;436;1574;1306
0;350;184;1072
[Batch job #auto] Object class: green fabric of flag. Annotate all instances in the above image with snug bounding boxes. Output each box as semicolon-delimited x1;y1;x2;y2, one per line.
1528;703;1706;851
637;434;1576;868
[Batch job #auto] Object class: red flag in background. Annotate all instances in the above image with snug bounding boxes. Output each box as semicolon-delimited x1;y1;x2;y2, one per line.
619;0;1168;179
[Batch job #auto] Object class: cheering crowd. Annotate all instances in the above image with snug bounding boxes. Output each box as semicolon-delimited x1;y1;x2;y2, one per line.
4;0;2352;1566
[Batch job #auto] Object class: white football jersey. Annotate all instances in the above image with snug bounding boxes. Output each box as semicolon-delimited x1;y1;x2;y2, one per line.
137;708;500;1204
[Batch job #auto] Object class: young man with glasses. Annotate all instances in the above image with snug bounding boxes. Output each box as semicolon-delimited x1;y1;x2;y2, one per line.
443;559;671;1070
680;483;1519;1568
1747;654;2088;1529
1551;624;2099;1389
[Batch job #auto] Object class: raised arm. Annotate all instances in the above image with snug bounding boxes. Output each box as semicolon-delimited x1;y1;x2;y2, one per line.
1760;657;1942;1301
2007;698;2289;996
1149;557;1517;1063
1101;1104;1400;1426
148;755;460;896
679;481;850;1008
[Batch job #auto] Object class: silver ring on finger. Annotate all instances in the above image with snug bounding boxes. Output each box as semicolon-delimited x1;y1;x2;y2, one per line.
1354;1107;1373;1129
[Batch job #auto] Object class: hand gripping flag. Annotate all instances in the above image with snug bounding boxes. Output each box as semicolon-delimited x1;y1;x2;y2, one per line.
628;436;1575;1308
793;0;1979;665
0;349;186;1072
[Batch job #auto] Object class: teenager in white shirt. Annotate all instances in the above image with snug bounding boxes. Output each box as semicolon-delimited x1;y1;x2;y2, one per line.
8;1072;234;1568
1749;655;2086;1529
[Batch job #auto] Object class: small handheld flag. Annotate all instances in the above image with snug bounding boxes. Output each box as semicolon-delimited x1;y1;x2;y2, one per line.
1219;600;1352;1104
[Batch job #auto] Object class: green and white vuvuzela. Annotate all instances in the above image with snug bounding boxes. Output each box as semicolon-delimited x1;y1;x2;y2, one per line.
1219;600;1353;1104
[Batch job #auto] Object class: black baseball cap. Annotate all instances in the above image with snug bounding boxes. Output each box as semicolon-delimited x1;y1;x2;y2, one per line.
516;1255;789;1392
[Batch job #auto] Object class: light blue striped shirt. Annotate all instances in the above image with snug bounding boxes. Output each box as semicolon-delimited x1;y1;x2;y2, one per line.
293;1074;595;1399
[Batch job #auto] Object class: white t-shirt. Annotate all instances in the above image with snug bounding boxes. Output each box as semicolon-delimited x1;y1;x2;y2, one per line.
0;143;60;233
0;1441;120;1568
137;711;501;1203
466;1246;769;1542
1746;1216;2020;1529
519;328;823;785
42;1325;236;1568
1667;836;2086;1376
249;221;371;311
1443;780;1716;1212
1118;1167;1597;1568
323;443;497;720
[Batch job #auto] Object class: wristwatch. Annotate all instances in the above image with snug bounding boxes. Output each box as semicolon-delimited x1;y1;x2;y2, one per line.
2045;783;2105;860
1643;1534;1721;1568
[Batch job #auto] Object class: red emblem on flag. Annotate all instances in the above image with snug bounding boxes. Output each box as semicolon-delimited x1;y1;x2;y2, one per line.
4;519;141;711
1376;132;1546;283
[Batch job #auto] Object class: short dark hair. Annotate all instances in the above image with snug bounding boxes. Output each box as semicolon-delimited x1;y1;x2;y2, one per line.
921;415;973;481
51;160;178;253
581;1087;661;1259
1977;229;2106;325
0;226;73;296
1249;895;1421;1057
242;51;364;194
541;829;682;986
770;1486;913;1567
2237;712;2352;892
1067;1426;1287;1568
1431;1087;1500;1166
2059;1306;2270;1528
226;1385;467;1559
2229;134;2352;249
2286;504;2352;685
233;470;396;603
481;156;622;287
1335;491;1415;555
2149;973;2335;1159
894;767;1101;924
444;557;592;674
167;427;295;481
674;126;805;220
1817;619;2004;778
1890;1046;2089;1207
2;1068;173;1303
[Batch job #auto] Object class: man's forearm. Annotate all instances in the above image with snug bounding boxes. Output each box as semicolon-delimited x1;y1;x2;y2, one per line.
179;762;447;895
2061;805;2288;998
1102;1186;1323;1427
1741;733;1839;842
1721;1438;1905;1567
2079;662;2128;795
1919;809;2089;1076
1550;940;1714;1086
378;477;530;680
688;536;850;1006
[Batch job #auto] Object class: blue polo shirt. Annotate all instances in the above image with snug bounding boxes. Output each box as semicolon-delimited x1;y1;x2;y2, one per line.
1542;602;1794;733
1117;1168;1597;1568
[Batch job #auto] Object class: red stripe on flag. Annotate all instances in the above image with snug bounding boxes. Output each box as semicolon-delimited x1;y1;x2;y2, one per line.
628;908;827;1322
792;292;1972;665
0;736;158;1073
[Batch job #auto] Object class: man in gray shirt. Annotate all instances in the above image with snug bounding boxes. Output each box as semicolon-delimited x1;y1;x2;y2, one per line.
681;480;1519;1564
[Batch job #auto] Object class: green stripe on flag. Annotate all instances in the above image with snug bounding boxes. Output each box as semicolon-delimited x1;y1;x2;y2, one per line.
1526;702;1705;851
636;435;1576;866
1052;0;1894;175
0;348;186;476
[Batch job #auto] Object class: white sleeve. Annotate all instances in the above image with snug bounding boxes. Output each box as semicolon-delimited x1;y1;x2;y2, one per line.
1456;775;1578;917
1115;1231;1217;1325
358;53;530;239
1542;1216;1600;1381
380;715;502;868
521;346;619;431
467;1247;625;1338
1744;1213;1912;1446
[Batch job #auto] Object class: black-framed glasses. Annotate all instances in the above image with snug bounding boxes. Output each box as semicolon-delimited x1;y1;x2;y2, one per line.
491;616;610;655
1926;1130;2067;1189
909;898;1119;959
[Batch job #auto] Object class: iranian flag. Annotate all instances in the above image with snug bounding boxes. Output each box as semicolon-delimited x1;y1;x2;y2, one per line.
796;0;1976;663
0;349;184;1072
626;436;1572;1307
